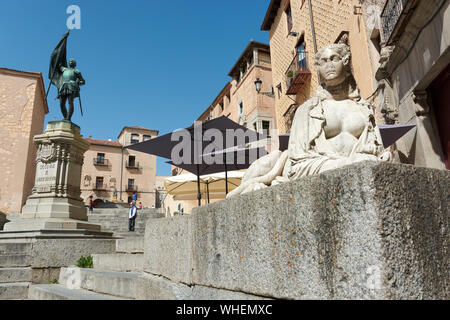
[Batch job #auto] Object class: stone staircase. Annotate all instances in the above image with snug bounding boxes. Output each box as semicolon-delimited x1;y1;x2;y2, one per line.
0;242;32;300
87;208;164;235
28;235;145;300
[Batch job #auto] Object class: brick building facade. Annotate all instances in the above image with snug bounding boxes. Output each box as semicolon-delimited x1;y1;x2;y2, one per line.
0;69;48;214
261;0;381;133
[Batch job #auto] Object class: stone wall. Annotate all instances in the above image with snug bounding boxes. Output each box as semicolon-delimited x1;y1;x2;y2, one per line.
142;162;449;299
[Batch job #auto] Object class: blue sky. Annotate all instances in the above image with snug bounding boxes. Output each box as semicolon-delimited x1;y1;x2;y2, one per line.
0;0;270;176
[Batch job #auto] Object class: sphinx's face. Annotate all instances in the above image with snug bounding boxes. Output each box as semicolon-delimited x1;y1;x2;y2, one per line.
317;48;347;86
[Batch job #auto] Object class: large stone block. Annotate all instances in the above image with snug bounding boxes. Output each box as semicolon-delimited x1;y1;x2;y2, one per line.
191;162;449;299
144;215;193;284
30;239;116;268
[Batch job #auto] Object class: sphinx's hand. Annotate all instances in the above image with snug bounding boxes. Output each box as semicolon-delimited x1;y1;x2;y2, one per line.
378;150;392;162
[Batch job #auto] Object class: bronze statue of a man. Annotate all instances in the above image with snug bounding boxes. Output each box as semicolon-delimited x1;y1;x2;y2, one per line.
48;31;86;122
58;58;85;121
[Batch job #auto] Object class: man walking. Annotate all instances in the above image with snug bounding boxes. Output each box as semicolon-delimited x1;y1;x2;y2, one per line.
131;191;137;206
129;203;137;232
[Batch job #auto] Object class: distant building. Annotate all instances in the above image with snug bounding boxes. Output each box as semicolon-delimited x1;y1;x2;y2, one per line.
166;41;277;215
197;41;277;135
0;68;48;214
81;126;159;207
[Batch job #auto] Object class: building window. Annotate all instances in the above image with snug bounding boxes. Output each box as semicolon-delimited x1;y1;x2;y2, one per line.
131;134;139;144
220;101;224;111
262;121;271;137
95;177;104;189
128;179;135;190
143;135;152;141
96;153;105;165
128;155;136;167
285;2;293;33
239;101;244;115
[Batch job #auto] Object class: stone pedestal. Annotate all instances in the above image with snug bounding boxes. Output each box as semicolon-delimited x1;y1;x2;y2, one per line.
2;121;110;237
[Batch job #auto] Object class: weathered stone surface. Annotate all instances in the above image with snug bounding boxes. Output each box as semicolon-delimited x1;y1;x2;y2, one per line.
59;267;139;299
189;285;271;300
136;273;192;300
115;236;144;253
0;282;29;299
144;215;193;284
0;267;32;283
32;268;60;284
0;254;31;267
136;272;269;300
30;239;115;268
29;284;125;300
92;253;143;272
191;162;449;300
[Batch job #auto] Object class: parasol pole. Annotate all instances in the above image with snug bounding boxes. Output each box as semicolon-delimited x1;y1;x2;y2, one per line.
196;164;201;207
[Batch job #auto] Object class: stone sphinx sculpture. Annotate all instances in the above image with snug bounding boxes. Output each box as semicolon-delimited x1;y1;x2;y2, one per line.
228;44;391;198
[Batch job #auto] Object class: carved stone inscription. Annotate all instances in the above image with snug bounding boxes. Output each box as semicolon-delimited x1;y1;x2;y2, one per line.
35;161;58;193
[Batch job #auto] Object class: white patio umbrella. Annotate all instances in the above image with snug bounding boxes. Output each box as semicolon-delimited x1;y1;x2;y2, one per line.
164;171;245;204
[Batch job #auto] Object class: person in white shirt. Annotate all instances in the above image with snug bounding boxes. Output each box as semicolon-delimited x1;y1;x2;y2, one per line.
128;203;137;232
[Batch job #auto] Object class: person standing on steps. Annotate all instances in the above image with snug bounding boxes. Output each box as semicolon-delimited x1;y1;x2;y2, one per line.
88;195;94;213
131;191;137;206
129;202;137;232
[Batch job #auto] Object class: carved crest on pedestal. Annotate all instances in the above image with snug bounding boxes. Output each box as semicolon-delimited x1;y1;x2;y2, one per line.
37;143;56;163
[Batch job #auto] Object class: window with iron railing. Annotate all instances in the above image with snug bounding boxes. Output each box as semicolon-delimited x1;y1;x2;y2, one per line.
285;51;311;95
381;0;410;45
94;153;108;166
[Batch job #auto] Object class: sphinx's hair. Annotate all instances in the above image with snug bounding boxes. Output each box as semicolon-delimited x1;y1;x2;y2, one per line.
314;44;351;67
314;44;360;101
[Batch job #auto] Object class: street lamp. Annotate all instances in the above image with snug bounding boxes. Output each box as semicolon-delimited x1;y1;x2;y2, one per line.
254;78;274;98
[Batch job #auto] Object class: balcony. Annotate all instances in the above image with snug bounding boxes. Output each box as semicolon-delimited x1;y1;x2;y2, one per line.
125;185;138;193
93;183;106;191
126;160;140;169
285;52;311;95
381;0;416;45
93;158;109;166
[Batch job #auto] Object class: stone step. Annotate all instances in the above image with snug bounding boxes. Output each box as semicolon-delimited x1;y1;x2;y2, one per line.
115;237;144;253
29;284;127;300
0;254;31;267
0;243;32;254
0;267;32;283
92;253;143;272
0;282;30;300
59;267;140;299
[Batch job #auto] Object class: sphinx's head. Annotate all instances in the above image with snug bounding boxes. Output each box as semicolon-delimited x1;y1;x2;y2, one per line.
314;44;351;87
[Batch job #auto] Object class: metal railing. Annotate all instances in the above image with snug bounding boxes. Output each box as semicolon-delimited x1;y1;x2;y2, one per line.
126;160;140;169
93;183;106;190
381;0;410;45
285;52;311;95
126;185;138;192
93;158;109;166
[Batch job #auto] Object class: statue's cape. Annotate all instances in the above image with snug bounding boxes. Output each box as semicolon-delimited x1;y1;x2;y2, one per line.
48;32;69;90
